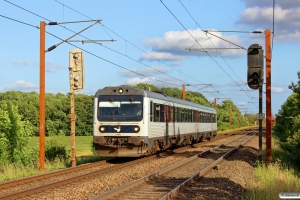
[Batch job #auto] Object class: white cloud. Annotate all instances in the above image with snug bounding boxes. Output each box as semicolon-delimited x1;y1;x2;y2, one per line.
12;59;67;72
272;86;284;93
237;3;300;43
0;80;38;91
140;52;185;61
143;29;245;59
124;77;153;85
46;60;68;72
14;60;32;65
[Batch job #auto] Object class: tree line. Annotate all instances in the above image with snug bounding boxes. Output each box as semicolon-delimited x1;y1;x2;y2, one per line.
273;71;300;166
0;84;257;138
0;84;257;165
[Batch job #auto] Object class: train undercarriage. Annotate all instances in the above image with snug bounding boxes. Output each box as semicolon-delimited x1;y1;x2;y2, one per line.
93;131;217;157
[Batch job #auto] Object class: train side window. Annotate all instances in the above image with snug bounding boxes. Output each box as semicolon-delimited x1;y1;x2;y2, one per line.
160;104;164;122
155;103;160;122
178;107;181;122
170;106;173;122
174;106;177;122
200;112;202;123
182;108;185;122
150;101;153;122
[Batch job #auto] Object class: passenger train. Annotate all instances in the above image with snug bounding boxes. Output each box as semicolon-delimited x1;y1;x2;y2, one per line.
93;86;217;157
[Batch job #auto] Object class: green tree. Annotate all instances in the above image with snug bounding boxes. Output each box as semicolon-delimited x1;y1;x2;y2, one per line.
273;71;300;166
0;101;34;165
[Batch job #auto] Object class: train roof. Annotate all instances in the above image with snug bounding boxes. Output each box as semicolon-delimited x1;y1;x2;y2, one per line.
95;86;216;112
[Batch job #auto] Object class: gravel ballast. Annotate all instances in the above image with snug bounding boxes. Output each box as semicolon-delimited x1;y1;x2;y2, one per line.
28;133;259;200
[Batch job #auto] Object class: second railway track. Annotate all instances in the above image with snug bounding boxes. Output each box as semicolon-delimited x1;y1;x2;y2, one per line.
92;133;256;200
0;129;255;200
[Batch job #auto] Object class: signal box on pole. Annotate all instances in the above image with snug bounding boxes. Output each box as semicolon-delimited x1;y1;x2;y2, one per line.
69;48;84;92
247;44;264;90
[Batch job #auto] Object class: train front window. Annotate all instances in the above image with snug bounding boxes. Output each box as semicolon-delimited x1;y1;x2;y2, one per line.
98;95;143;121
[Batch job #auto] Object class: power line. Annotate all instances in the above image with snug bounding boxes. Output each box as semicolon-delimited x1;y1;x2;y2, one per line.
0;12;182;88
3;0;186;87
0;14;38;29
52;0;221;94
161;0;257;107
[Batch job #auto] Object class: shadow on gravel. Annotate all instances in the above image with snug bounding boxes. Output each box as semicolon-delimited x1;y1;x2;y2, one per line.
225;146;258;167
172;177;246;200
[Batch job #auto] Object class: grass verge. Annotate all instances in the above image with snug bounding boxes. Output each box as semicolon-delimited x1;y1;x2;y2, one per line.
244;137;300;200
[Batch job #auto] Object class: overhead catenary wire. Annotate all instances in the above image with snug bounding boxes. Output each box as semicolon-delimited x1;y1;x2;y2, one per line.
3;0;252;106
161;0;248;100
0;14;182;87
4;0;214;93
167;0;258;107
2;0;187;87
51;0;219;94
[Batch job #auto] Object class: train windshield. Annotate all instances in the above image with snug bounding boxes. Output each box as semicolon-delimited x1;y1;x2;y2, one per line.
97;95;143;121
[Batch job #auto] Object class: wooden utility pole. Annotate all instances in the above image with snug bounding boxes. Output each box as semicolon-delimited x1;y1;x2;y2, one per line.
238;109;240;128
265;29;272;163
230;105;232;129
182;84;186;100
39;21;46;170
69;89;76;166
214;98;216;109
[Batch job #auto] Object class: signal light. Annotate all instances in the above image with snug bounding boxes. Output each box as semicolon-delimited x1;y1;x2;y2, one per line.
247;44;264;90
69;48;84;92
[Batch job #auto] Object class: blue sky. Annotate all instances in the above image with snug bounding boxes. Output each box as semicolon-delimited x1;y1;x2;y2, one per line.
1;0;299;116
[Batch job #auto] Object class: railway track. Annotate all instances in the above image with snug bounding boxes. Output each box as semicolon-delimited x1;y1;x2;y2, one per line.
92;133;255;200
0;129;254;199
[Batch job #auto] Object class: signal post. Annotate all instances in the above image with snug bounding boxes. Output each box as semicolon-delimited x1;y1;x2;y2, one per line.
247;43;264;163
69;48;84;167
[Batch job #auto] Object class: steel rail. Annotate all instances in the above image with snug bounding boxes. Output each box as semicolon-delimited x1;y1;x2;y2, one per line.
91;132;255;199
0;156;155;200
159;133;256;200
0;159;109;190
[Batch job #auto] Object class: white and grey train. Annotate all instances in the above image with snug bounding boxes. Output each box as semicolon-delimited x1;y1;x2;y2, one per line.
93;86;217;157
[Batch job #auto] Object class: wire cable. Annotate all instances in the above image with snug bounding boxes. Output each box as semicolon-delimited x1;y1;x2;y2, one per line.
0;12;182;87
166;0;257;106
52;0;220;93
3;0;185;86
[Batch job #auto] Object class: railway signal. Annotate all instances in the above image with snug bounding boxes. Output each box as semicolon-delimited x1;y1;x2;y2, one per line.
69;48;84;92
247;44;264;90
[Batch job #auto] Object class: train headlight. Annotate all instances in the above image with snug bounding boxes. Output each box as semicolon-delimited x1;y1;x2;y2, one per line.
133;126;140;133
99;126;105;133
118;88;123;94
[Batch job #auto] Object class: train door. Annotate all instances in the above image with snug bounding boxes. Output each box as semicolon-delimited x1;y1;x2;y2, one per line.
164;103;169;146
195;110;199;134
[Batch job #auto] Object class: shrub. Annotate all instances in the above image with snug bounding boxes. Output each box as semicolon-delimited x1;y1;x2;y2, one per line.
45;138;70;163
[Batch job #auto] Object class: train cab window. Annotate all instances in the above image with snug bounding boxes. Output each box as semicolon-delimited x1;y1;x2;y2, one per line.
150;101;153;122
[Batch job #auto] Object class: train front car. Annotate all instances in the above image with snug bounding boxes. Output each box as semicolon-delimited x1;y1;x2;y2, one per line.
93;86;148;157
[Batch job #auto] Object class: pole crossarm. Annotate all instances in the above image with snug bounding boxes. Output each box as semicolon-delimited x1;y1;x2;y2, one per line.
203;31;247;50
203;30;263;34
46;20;101;52
185;48;207;52
187;48;241;51
48;19;101;25
67;39;116;44
201;90;219;93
